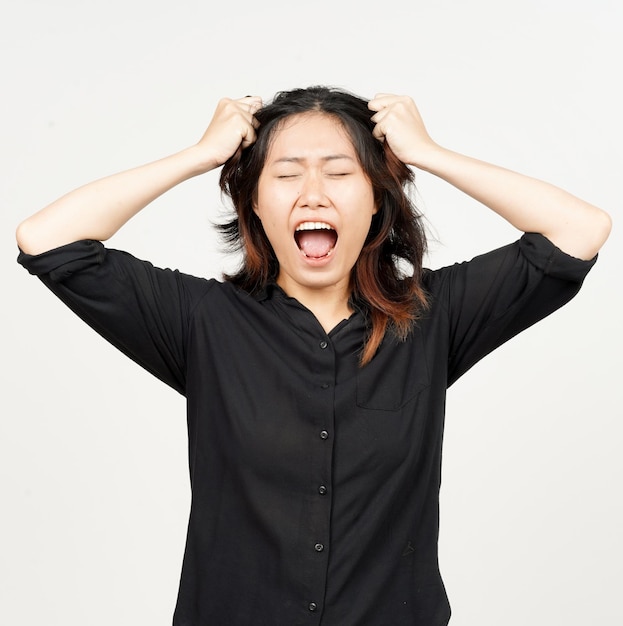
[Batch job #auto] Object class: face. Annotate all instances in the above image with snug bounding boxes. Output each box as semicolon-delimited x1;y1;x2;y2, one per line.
254;113;377;303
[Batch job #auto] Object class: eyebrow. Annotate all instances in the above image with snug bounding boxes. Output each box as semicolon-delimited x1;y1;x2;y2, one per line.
271;154;355;164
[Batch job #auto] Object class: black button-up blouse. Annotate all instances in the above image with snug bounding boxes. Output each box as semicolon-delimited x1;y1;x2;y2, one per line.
18;233;596;625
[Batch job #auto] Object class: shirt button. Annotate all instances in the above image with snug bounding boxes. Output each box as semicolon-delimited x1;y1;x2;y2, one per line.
318;485;327;495
321;383;330;389
319;430;329;440
319;340;328;349
309;602;318;612
314;543;324;552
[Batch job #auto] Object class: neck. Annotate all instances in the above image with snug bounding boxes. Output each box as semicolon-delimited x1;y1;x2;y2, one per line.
277;278;352;334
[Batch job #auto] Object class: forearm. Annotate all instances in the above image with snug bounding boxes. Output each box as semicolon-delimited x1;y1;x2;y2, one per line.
15;145;214;256
416;145;612;260
16;96;263;256
368;94;612;260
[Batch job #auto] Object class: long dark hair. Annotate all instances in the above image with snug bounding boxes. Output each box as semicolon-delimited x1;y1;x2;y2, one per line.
219;86;428;365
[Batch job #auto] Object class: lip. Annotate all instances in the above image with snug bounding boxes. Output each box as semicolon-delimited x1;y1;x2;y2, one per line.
297;248;336;267
292;218;339;267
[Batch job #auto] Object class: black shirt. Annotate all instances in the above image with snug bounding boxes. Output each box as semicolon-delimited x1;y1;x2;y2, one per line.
18;233;596;625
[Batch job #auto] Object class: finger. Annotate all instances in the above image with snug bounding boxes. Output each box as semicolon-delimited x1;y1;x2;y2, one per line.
371;94;413;112
235;106;261;131
370;108;390;124
239;107;261;130
232;96;261;116
373;92;397;100
239;95;262;108
243;103;263;119
372;123;386;141
240;127;258;149
249;100;263;115
368;93;398;111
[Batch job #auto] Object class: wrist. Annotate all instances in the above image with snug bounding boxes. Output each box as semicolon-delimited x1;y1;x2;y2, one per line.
179;144;222;177
406;142;448;173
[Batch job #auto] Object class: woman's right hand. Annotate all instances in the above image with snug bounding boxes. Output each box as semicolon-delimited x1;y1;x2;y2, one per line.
195;96;263;171
15;95;263;254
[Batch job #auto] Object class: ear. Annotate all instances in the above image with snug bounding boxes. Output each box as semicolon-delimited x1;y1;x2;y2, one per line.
372;189;382;216
249;184;259;216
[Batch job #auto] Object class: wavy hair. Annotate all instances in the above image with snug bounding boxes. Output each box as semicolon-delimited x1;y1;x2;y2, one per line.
219;86;428;365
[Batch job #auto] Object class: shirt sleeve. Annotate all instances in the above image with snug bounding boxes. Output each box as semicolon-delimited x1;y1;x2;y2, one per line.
17;240;215;395
427;232;597;386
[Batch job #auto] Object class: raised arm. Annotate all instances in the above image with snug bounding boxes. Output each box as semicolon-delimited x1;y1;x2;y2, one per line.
15;96;262;256
368;94;612;260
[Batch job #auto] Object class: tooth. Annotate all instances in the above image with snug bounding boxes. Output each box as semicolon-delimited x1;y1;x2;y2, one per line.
295;221;335;231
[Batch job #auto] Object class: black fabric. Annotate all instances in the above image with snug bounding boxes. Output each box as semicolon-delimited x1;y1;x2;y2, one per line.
18;233;596;625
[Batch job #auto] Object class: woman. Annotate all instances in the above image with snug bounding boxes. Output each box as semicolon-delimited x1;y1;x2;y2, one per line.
16;86;611;625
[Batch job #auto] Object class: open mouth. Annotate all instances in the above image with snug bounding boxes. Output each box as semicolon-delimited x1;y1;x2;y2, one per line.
294;222;338;259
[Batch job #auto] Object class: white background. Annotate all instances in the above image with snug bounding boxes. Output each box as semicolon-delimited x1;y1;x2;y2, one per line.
1;1;621;624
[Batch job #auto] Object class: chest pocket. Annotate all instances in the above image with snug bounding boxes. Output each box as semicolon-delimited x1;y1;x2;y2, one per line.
356;329;431;411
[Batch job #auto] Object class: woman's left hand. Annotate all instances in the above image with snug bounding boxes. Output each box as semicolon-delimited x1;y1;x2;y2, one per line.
368;94;439;169
368;96;611;261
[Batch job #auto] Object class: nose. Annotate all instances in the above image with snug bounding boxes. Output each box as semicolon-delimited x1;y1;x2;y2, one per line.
296;172;329;209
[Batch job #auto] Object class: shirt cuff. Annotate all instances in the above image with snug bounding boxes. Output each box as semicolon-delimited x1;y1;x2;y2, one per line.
519;232;597;282
17;240;106;282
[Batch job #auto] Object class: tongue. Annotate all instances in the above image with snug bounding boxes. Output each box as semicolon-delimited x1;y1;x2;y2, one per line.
297;230;336;258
